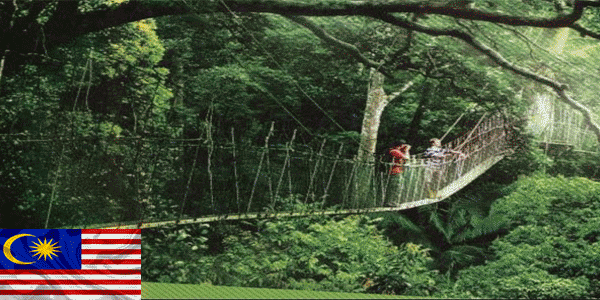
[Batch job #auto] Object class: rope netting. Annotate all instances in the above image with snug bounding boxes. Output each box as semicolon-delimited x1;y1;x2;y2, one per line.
369;112;510;211
529;94;599;153
400;9;600;154
29;112;508;229
97;7;595;228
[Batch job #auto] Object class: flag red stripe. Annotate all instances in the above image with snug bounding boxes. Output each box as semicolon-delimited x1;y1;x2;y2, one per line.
0;270;140;275
0;290;141;295
0;280;141;285
82;229;141;234
82;259;141;265
81;239;141;244
82;249;141;255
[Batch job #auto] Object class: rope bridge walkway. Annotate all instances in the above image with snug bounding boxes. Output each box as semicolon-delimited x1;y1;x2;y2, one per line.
31;99;591;230
529;94;599;153
56;113;512;229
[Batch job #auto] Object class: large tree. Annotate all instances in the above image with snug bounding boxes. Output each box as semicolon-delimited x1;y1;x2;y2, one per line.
1;0;598;144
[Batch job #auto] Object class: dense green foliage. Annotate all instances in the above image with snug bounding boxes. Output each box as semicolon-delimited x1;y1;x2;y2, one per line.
142;223;211;284
141;173;600;297
1;16;178;227
1;0;600;298
143;210;438;296
443;175;600;298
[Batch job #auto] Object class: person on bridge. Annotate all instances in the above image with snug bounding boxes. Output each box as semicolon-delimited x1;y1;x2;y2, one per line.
424;138;465;198
385;143;411;207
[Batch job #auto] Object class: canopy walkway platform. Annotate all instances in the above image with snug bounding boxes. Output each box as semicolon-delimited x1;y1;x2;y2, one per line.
60;113;514;229
45;95;595;230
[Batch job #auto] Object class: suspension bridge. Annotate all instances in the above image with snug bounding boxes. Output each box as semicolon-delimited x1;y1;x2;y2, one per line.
41;94;594;230
27;2;592;230
529;94;599;153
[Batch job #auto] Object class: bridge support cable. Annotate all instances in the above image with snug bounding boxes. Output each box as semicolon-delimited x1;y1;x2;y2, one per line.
247;122;275;215
322;143;344;210
231;128;241;213
305;139;326;205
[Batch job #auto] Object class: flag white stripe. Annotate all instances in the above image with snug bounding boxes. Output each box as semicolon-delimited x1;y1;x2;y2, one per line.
81;234;141;239
0;275;140;280
0;285;139;290
81;255;140;260
81;245;141;250
81;265;140;270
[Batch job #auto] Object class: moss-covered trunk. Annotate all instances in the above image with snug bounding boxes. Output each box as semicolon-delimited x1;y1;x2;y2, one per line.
352;70;388;208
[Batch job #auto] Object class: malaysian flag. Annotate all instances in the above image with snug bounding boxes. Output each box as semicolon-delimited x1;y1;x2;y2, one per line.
0;229;141;300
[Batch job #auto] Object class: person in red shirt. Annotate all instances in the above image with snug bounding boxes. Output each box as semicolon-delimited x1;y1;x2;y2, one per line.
389;144;411;175
386;144;411;207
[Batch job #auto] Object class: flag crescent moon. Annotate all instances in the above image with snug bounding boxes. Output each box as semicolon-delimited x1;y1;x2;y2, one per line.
4;234;36;265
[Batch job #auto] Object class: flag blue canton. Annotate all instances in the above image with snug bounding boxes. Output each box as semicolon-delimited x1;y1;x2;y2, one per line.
0;229;81;270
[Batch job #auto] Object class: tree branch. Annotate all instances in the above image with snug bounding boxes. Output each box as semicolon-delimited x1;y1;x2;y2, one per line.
37;0;600;50
386;80;414;103
372;13;600;145
385;28;414;68
40;1;191;50
2;0;599;143
569;23;600;39
209;0;596;28
6;0;600;58
284;15;394;78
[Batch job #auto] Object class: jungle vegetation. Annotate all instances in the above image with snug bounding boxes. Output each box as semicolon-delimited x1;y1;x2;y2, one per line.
1;0;600;298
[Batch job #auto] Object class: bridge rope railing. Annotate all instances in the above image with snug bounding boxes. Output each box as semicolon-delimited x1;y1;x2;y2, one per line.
48;99;597;230
2;93;589;230
529;95;599;153
62;112;511;229
381;113;510;205
538;121;598;153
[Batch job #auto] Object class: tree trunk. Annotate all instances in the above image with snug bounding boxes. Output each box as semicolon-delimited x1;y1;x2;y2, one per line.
356;70;388;163
352;69;413;208
352;70;387;208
